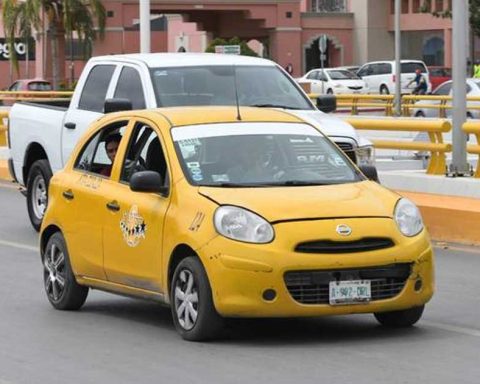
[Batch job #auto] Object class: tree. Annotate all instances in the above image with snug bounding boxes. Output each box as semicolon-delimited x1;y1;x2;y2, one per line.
2;0;106;89
205;37;259;57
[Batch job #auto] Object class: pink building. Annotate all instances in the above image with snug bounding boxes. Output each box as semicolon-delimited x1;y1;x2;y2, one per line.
0;0;461;89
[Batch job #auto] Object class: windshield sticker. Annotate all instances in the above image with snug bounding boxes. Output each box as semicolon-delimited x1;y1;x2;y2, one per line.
120;205;147;247
153;70;168;77
186;161;203;181
330;154;346;166
77;174;102;189
211;174;229;182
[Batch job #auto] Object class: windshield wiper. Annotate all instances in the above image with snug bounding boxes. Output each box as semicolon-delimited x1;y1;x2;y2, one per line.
248;103;302;110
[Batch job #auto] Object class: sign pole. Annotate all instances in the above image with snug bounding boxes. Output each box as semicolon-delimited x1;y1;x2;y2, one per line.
319;35;327;95
140;0;151;54
394;0;401;116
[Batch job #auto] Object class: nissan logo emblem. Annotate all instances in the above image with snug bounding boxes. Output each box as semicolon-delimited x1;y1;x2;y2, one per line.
336;224;352;236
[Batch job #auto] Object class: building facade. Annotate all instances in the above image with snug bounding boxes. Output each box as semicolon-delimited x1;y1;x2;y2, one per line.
0;0;459;89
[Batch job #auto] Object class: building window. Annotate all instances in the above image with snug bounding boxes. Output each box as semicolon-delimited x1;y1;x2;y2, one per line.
412;0;421;13
311;0;346;13
434;0;444;12
402;0;409;13
422;0;432;12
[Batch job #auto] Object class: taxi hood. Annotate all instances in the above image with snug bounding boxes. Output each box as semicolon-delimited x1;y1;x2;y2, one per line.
199;181;400;223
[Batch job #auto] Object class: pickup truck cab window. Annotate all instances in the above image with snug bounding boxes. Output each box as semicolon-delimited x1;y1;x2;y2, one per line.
114;67;146;110
78;65;116;112
74;120;128;177
150;65;313;110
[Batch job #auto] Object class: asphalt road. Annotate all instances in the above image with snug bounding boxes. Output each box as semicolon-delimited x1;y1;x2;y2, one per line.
0;180;479;384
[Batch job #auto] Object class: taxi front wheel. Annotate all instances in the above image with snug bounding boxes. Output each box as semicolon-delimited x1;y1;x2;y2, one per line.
374;305;425;327
43;232;88;310
171;257;224;341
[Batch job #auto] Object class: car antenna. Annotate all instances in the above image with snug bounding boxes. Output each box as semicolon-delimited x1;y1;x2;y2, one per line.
233;66;242;121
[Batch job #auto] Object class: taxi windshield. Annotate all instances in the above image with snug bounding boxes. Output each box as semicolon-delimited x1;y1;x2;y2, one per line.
172;123;361;187
150;65;313;110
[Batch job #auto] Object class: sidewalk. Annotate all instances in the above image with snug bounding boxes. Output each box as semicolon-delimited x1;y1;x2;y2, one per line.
0;147;479;245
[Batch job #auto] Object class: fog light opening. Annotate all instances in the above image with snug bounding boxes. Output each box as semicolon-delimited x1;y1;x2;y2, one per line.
414;278;423;292
262;289;277;302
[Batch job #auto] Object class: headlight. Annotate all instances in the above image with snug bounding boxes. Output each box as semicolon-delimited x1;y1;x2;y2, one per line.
214;206;274;243
394;198;424;237
356;145;375;166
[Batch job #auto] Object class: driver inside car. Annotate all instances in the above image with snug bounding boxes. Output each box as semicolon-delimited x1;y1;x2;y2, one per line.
100;133;122;177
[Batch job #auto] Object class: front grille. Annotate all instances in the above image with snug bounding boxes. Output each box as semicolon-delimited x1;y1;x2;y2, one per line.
348;86;363;90
335;142;357;164
295;237;395;254
284;263;411;305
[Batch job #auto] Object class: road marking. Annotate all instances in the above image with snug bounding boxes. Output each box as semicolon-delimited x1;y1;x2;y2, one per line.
423;320;480;338
434;244;480;256
0;239;37;252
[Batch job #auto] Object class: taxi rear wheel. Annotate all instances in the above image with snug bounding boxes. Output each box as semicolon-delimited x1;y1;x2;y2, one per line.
43;232;88;310
170;257;224;341
374;305;425;327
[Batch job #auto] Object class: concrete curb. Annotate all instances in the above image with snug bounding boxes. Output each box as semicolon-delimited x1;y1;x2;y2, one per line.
398;191;480;246
0;160;12;182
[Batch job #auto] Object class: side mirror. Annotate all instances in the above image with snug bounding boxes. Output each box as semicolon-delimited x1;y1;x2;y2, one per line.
130;171;168;194
104;98;132;114
359;165;379;183
316;95;336;113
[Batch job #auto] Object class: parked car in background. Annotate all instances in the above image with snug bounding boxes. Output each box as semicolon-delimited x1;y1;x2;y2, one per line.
357;60;431;95
412;78;480;118
336;65;361;74
8;79;52;91
428;66;451;91
296;68;368;95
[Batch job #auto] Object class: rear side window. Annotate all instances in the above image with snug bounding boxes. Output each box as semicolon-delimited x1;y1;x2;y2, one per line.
401;62;427;74
377;63;392;75
28;82;52;91
433;82;452;95
78;65;116;112
114;67;146;110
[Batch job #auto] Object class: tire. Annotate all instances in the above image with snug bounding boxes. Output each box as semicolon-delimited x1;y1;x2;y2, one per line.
43;232;88;310
415;111;426;118
374;305;425;328
170;257;224;341
380;85;390;95
26;159;53;232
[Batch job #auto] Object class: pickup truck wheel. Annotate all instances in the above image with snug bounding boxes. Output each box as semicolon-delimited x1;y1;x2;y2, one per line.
43;231;88;310
171;257;224;341
374;305;425;327
27;159;52;232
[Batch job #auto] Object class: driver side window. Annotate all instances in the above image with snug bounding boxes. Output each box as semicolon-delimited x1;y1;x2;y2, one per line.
120;122;169;187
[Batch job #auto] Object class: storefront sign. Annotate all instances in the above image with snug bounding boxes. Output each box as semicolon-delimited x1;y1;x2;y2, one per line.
0;38;35;61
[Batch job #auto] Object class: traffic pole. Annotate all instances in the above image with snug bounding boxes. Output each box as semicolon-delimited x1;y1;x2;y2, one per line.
394;0;401;116
140;0;151;54
450;0;470;176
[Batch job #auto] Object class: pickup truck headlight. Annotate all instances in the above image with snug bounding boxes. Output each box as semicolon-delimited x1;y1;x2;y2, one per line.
214;206;274;244
394;198;424;237
356;145;375;166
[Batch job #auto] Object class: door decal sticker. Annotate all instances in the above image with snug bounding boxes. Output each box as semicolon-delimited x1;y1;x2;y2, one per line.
120;205;147;247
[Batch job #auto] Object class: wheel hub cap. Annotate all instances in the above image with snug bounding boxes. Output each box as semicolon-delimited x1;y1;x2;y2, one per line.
43;243;66;302
174;269;199;331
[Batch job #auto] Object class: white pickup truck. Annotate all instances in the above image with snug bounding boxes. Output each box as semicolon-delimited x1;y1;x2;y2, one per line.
8;53;374;230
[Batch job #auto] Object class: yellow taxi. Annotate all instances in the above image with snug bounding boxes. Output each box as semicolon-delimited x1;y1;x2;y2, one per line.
40;107;434;341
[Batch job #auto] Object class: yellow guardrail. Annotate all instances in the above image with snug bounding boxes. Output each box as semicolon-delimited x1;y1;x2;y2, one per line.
0;91;73;102
0;111;8;146
308;93;395;116
345;118;452;175
462;121;480;177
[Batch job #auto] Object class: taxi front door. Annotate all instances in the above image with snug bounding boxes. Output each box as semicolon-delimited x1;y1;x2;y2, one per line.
102;123;170;293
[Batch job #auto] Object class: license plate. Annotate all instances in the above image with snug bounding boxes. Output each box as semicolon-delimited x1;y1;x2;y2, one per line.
329;280;371;305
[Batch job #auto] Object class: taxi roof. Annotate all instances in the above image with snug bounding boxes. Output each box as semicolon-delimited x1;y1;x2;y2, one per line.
127;106;304;130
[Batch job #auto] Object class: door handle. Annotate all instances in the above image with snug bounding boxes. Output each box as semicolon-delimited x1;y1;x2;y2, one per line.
64;122;76;129
106;200;120;212
62;189;74;200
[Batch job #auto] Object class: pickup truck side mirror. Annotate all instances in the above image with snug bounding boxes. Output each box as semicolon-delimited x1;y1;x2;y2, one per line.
130;171;168;194
359;165;379;183
104;98;133;113
316;95;336;113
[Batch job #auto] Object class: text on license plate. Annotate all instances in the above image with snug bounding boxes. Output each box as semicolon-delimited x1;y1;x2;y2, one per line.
329;280;371;305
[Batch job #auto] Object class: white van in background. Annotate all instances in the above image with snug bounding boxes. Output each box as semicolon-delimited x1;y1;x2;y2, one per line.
357;60;431;95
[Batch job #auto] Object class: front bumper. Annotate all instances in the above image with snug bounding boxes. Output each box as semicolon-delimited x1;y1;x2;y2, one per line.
199;218;434;318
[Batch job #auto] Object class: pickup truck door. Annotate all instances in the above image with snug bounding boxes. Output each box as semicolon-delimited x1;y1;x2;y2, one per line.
61;64;118;165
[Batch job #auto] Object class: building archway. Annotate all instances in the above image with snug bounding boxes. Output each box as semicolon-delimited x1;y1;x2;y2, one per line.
303;34;344;73
423;36;444;66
